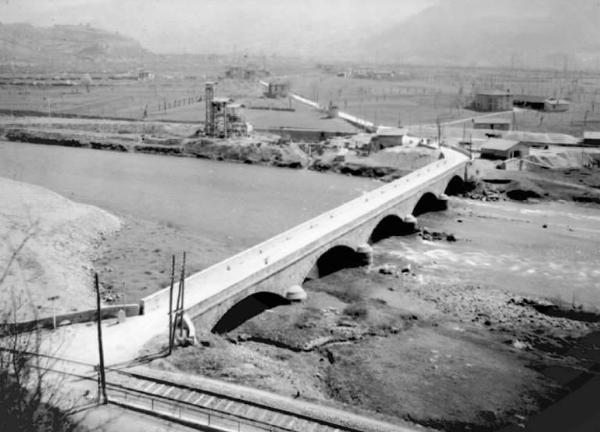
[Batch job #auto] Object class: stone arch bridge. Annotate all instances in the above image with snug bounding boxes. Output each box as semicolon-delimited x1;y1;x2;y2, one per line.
141;148;471;335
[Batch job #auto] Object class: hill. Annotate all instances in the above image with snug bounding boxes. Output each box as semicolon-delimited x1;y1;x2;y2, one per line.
0;22;151;68
364;0;600;69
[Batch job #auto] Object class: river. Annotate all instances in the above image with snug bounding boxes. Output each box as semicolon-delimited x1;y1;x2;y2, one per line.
2;140;598;308
0;140;378;248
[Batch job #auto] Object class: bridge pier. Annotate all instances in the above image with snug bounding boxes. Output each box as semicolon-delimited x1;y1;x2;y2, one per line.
403;214;419;231
356;244;374;267
285;285;307;302
437;193;449;211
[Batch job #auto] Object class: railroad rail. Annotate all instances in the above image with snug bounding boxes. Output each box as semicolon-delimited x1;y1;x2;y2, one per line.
1;347;396;432
106;370;361;432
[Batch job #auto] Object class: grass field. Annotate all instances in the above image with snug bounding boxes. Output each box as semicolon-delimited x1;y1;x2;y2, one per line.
2;65;600;136
288;68;600;135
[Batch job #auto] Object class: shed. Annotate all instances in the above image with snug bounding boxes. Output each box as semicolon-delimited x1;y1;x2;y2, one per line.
472;91;513;112
370;126;407;151
480;138;529;160
473;118;511;131
513;95;547;110
544;98;570;112
266;82;290;98
583;131;600;147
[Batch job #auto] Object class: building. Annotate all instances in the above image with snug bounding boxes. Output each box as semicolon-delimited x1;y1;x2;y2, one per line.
513;95;570;112
513;95;547;110
369;126;407;151
204;82;250;138
583;131;600;147
472;91;513;112
137;69;155;81
473;118;512;131
544;98;570;112
224;66;270;80
265;82;290;98
480;138;529;160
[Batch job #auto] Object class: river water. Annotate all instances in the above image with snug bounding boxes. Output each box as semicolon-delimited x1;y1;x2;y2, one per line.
2;140;598;308
0;141;377;248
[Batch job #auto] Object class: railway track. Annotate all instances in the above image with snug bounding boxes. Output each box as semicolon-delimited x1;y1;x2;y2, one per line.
105;370;360;432
0;347;406;431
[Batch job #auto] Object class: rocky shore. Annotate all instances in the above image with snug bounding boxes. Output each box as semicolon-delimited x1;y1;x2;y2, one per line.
152;197;600;431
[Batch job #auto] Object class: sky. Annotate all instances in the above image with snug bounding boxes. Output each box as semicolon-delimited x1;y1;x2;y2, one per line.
0;0;434;55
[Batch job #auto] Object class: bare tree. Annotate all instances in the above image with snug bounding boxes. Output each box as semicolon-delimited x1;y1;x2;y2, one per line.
0;231;81;432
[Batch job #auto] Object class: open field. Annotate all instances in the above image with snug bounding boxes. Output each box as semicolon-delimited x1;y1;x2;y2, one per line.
287;66;600;135
3;64;600;137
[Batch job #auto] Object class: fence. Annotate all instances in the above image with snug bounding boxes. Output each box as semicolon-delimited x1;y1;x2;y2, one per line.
109;386;287;432
0;304;140;334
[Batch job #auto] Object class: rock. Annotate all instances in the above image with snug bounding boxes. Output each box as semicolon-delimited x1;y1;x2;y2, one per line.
401;264;412;273
378;264;396;275
512;340;530;350
542;224;548;229
446;234;457;242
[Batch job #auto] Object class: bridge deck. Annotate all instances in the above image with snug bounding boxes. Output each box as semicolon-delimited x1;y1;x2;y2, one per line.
142;148;469;315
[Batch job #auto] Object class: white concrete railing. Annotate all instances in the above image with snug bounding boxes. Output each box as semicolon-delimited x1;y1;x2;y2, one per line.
141;149;469;314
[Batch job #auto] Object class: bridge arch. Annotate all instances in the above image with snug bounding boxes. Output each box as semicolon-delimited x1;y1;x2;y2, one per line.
369;214;417;244
305;244;365;281
211;291;289;334
412;191;445;216
445;175;465;196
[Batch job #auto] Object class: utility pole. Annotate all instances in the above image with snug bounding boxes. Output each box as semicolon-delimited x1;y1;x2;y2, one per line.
94;273;108;404
168;255;175;355
178;252;186;339
48;295;59;329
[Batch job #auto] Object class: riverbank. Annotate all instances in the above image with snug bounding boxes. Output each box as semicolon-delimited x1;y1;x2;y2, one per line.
0;176;121;320
149;197;600;431
0;116;438;180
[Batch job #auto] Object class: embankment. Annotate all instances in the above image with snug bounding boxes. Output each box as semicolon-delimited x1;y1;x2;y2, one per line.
0;118;437;180
0;177;121;321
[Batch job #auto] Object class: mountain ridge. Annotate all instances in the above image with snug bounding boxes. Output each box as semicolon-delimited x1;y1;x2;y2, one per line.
362;0;600;69
0;22;151;65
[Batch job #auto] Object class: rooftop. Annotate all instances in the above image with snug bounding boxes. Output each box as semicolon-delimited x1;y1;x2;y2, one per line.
583;131;600;140
475;90;511;96
212;96;233;104
513;94;547;103
481;138;520;151
545;98;570;105
375;126;407;136
505;131;580;145
474;118;512;124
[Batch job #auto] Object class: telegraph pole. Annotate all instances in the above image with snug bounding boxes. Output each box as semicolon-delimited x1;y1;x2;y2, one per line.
94;273;108;404
168;255;175;355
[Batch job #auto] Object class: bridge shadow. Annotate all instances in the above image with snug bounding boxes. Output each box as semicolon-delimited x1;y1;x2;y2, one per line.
445;175;466;196
212;292;290;334
413;192;446;216
369;215;418;244
306;245;365;281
